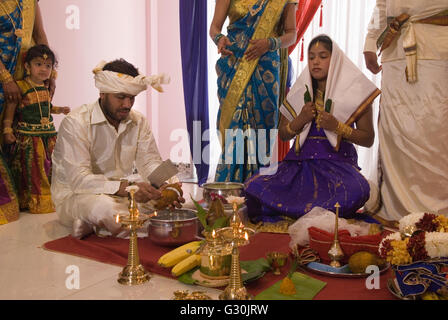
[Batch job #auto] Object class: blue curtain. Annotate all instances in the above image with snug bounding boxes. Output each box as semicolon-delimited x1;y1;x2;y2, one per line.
179;0;210;185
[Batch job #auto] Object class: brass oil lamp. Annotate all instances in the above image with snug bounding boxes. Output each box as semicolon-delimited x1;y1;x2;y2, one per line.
114;186;156;285
216;202;255;300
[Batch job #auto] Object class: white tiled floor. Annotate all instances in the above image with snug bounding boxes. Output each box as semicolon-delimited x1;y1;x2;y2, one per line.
0;183;222;300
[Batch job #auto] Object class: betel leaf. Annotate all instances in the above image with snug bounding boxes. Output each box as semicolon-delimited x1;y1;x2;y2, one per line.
287;257;299;278
190;196;211;232
304;85;312;103
325;99;332;113
177;266;199;285
240;258;271;274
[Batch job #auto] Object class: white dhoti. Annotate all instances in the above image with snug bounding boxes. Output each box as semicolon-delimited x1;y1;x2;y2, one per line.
378;59;448;220
57;194;130;239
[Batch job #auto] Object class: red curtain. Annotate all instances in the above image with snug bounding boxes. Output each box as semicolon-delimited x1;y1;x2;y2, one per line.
289;0;322;55
277;0;322;161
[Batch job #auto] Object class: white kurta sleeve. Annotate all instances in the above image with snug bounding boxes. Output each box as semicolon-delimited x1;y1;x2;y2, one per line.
364;0;387;53
56;116;121;195
134;118;163;182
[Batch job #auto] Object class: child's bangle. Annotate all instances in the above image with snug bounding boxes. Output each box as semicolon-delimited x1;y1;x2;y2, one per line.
3;127;13;134
52;106;61;114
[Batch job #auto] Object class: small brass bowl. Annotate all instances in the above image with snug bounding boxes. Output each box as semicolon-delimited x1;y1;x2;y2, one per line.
266;252;288;275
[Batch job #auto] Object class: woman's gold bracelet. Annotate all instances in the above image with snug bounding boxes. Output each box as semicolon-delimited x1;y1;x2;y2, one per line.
0;69;14;84
335;122;353;139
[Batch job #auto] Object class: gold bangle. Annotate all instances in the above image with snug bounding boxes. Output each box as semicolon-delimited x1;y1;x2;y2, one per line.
52;106;61;114
0;69;14;84
3;120;13;125
335;122;353;139
286;122;297;136
3;127;13;134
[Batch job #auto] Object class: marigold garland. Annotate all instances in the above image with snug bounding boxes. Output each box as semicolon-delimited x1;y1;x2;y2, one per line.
379;213;448;265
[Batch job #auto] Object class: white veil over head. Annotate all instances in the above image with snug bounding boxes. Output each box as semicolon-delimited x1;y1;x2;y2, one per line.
280;35;380;150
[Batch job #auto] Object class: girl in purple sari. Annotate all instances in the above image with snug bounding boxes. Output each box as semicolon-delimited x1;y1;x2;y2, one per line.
245;35;381;228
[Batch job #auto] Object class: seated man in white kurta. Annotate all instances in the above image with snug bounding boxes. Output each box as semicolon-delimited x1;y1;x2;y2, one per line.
51;58;178;239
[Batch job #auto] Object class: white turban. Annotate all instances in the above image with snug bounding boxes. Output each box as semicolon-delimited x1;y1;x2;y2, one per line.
93;60;170;95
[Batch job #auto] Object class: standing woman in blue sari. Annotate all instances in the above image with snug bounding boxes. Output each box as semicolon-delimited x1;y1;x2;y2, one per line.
210;0;298;183
0;0;52;224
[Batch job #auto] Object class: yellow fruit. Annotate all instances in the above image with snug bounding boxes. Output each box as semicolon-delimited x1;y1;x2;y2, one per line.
279;277;296;295
171;254;201;277
348;251;385;274
157;241;202;268
422;292;440;300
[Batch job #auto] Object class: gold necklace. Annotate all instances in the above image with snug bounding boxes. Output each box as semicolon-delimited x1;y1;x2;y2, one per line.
25;78;51;125
0;0;24;38
315;89;325;130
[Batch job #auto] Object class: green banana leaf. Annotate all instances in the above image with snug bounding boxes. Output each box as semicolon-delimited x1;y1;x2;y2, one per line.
255;272;327;300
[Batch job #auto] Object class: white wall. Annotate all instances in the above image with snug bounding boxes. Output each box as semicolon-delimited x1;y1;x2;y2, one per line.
146;0;187;160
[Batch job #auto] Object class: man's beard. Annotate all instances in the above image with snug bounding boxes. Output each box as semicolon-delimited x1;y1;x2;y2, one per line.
100;95;129;123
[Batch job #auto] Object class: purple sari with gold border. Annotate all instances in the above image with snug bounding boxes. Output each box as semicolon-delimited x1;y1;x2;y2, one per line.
245;118;370;224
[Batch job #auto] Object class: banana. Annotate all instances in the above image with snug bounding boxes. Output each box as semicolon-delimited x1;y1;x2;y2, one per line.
157;241;202;268
171;254;201;277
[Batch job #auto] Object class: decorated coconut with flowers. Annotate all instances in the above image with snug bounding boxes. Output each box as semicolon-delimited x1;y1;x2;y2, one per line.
379;213;448;299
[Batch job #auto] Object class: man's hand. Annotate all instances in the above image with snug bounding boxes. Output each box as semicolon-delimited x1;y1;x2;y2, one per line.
160;182;185;210
364;51;382;74
134;182;162;203
116;181;162;203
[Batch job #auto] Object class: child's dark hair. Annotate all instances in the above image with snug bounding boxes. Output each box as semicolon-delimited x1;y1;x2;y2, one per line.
24;44;58;67
308;35;333;53
103;59;139;77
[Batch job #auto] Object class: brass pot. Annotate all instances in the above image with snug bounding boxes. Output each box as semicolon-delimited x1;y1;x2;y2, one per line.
199;232;232;279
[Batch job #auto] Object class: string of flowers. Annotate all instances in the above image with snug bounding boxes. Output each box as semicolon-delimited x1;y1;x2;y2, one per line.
379;213;448;265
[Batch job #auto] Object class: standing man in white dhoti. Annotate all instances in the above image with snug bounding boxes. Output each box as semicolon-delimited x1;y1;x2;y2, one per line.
364;0;448;221
51;58;179;238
